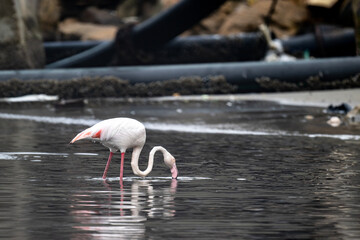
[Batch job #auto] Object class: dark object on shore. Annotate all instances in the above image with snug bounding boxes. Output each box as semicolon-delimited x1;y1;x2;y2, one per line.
326;103;352;114
54;99;87;109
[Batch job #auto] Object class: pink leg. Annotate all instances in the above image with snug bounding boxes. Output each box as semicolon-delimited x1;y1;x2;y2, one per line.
120;152;125;184
102;151;114;179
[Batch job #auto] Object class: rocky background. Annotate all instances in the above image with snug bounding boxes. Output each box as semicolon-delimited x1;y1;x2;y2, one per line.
0;0;354;70
0;0;357;99
39;0;353;41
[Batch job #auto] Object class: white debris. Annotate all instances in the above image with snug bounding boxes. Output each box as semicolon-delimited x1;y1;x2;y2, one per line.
327;116;341;127
1;94;59;102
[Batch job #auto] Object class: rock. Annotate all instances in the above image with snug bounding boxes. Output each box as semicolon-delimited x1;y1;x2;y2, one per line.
116;0;140;18
219;0;309;38
117;0;165;20
182;1;240;36
0;0;45;69
81;6;123;26
161;0;180;9
59;18;118;41
60;0;121;17
306;0;338;8
37;0;61;41
327;116;341;127
345;105;360;124
305;115;314;120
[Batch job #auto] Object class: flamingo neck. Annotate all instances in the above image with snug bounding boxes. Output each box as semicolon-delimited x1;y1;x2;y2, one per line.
130;146;168;177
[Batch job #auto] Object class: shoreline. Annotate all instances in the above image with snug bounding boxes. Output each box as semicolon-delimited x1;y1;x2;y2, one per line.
147;88;360;108
1;88;360;108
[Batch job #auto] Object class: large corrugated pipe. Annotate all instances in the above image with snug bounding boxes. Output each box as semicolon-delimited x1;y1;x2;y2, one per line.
4;57;360;93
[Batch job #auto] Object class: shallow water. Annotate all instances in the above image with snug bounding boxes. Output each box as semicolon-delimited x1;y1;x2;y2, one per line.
0;99;360;239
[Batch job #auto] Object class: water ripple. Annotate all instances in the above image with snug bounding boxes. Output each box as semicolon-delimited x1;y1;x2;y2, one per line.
1;112;360;140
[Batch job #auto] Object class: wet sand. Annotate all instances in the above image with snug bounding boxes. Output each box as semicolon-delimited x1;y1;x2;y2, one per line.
149;88;360;107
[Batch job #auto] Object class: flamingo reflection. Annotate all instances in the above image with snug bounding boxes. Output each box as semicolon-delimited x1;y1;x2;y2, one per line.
70;179;177;239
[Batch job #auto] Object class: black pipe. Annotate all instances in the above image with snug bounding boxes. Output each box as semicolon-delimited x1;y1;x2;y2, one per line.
4;57;360;92
157;33;266;64
45;33;267;67
115;32;268;65
281;27;355;57
46;41;115;69
44;41;102;64
131;0;227;50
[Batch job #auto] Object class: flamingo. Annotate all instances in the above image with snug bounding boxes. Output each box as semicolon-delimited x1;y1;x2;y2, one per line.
70;118;178;182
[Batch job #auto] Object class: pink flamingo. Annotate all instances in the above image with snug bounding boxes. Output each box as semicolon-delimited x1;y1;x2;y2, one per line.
70;118;178;182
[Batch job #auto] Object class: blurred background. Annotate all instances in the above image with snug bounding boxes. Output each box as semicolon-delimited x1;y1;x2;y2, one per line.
1;2;360;239
0;0;357;67
0;0;360;98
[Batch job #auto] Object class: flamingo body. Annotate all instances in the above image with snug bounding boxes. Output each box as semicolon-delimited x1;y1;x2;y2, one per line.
71;118;146;152
70;118;178;182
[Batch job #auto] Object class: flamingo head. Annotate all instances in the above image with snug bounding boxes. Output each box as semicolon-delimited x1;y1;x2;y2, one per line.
163;152;178;179
70;129;102;144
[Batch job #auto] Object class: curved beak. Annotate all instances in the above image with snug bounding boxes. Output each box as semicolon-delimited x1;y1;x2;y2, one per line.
171;163;178;179
70;128;98;144
70;131;90;144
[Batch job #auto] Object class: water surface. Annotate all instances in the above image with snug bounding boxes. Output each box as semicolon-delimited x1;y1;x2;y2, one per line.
0;99;359;239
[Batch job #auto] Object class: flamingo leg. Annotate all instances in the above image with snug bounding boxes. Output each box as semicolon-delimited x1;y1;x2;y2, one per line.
102;151;114;179
120;152;125;183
